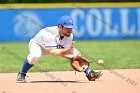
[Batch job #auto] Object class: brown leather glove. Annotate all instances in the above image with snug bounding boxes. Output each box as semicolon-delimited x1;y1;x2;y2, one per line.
70;56;90;72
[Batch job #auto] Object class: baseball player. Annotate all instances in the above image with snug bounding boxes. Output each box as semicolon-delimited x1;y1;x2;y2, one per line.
17;15;102;82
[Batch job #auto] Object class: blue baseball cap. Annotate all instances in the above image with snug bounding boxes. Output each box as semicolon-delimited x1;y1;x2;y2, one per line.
58;15;75;29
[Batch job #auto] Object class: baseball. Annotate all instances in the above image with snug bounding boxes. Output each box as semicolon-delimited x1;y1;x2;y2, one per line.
98;59;104;64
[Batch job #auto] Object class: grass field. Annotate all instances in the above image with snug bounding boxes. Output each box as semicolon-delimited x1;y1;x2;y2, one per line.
0;40;140;73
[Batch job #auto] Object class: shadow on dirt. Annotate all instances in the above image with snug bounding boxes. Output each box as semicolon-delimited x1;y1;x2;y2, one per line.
30;80;88;83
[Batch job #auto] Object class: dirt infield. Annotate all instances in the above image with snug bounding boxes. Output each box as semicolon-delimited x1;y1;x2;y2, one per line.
0;69;140;93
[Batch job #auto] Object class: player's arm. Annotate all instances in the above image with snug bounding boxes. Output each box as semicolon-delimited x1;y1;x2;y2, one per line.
40;41;74;57
59;34;75;58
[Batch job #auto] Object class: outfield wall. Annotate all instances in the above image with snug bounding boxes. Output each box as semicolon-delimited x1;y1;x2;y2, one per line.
0;3;140;41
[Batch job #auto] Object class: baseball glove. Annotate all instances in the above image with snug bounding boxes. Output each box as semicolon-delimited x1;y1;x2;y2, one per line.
70;56;90;72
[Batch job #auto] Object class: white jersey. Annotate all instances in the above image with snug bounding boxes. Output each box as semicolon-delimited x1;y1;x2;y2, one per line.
33;26;73;49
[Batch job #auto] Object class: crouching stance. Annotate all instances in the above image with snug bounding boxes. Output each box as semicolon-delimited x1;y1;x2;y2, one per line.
17;15;102;82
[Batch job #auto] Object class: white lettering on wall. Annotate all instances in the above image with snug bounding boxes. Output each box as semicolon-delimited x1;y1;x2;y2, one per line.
70;8;139;39
104;9;118;36
120;9;135;36
14;11;43;39
137;9;140;35
86;9;102;37
71;9;85;38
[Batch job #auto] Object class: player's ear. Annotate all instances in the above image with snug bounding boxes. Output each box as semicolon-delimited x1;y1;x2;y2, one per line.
58;25;64;30
58;25;61;28
58;25;62;32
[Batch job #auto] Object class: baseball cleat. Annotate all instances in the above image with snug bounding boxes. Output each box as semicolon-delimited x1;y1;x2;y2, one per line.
17;72;26;83
86;70;103;81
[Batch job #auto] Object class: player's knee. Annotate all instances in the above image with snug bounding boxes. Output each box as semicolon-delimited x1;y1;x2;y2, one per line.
28;56;41;64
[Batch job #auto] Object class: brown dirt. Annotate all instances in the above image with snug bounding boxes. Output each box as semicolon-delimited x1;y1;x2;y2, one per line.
0;69;140;93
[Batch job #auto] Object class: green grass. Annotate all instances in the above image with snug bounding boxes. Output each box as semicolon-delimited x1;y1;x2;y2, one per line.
0;40;140;73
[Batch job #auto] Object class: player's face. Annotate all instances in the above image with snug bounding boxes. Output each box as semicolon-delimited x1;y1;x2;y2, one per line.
62;27;72;37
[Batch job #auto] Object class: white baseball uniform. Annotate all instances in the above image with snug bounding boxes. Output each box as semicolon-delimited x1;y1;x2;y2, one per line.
27;26;81;64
